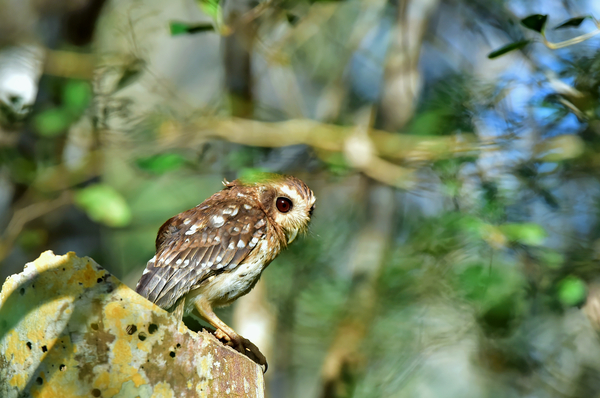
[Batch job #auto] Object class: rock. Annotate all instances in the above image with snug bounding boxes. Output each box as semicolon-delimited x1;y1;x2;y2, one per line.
0;251;264;398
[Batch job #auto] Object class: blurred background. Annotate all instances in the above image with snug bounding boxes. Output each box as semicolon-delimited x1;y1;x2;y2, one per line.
2;0;600;396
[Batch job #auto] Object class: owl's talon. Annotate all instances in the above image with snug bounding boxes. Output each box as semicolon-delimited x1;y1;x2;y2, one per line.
235;337;268;372
212;329;268;371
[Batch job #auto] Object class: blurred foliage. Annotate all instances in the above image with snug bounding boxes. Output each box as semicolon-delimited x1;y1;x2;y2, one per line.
135;152;188;175
2;0;600;397
74;184;132;227
489;11;600;58
169;21;215;35
557;275;587;306
34;80;91;136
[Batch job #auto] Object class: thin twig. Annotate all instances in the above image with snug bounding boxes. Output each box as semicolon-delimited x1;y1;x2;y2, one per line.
543;28;600;50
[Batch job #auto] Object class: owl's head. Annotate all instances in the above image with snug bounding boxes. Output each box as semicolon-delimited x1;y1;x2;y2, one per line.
230;173;315;245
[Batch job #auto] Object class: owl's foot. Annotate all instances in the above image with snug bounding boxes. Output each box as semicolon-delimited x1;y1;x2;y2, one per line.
214;328;268;372
194;299;268;371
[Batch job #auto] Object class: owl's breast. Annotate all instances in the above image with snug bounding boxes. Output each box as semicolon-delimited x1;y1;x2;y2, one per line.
185;237;280;311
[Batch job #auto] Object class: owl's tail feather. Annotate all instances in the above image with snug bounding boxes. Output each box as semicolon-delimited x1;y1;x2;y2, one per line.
136;255;188;315
136;256;169;304
136;255;156;294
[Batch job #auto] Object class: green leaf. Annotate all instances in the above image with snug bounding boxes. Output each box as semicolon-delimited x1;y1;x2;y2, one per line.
63;80;92;114
196;0;220;19
499;223;546;246
169;21;214;35
170;21;188;35
557;276;587;306
136;153;187;174
74;184;132;227
487;40;531;59
554;16;589;29
34;108;73;136
521;14;548;34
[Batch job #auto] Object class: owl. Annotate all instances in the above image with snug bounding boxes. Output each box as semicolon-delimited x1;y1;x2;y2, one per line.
136;173;315;369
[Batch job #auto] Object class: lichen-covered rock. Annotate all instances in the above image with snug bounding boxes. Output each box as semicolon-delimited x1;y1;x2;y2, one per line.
0;251;265;398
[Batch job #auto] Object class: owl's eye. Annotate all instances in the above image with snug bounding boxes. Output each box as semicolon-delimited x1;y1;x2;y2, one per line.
276;197;293;213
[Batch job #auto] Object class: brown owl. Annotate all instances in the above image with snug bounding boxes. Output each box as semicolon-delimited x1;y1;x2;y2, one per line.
136;173;315;369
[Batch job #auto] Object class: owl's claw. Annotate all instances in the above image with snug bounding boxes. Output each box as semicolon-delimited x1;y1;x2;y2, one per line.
214;328;229;341
213;329;268;372
237;337;268;373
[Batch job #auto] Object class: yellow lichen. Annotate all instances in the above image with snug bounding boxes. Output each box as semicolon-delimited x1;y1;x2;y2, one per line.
9;373;26;388
4;330;26;367
113;341;133;371
104;302;127;333
152;381;175;398
131;373;146;388
93;371;111;390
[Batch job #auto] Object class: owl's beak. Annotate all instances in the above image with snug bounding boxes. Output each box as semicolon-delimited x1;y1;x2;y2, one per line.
287;229;298;244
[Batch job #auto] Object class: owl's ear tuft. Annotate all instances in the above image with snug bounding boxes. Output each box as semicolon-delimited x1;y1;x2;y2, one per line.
223;178;237;188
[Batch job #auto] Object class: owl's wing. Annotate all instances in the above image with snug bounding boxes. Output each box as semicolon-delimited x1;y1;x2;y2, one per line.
135;199;268;310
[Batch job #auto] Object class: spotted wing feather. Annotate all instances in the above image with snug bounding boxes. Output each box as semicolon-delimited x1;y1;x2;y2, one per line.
135;197;268;310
